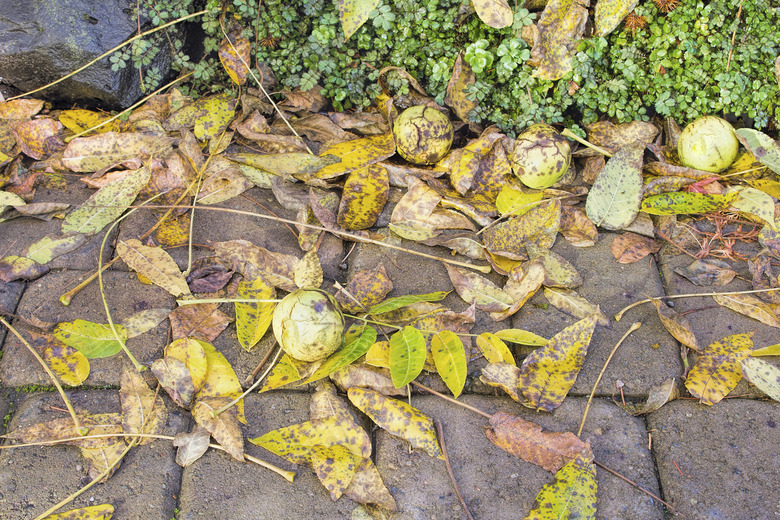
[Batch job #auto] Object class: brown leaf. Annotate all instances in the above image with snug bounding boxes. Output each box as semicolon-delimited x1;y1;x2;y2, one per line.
651;299;700;351
330;363;407;396
169;303;233;342
116;239;191;297
284;113;356;146
586;120;659;156
191;397;244;461
449;129;504;196
197;156;252;205
345;458;398;511
335;264;394;314
173;426;211;467
579;154;605;184
617;378;679;415
330;112;389;135
212;239;299;292
151;357;196;408
486;411;587;472
558;206;598;247
120;365;165;445
390;177;441;226
674;259;737;286
218;32;251;86
528;245;582;289
480;362;522;402
80;440;128;481
445;264;513;313
490;260;546;321
421;232;486;260
713;293;780;328
13;118;64;159
610;232;662;264
0;255;49;282
5;413;123;448
444;52;478;123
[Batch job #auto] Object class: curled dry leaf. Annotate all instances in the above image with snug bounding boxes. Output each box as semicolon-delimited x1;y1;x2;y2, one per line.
617;378;679;415
650;299;699;351
212;239;299;292
486;411;587;472
674;259;737;286
329;365;406;397
543;288;609;327
173;426;212;467
191;397;244;461
610;233;662;264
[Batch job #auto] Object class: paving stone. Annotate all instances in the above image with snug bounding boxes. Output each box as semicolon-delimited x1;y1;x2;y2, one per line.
658;250;774;397
0;178;116;270
511;233;683;398
0;389;187;520
647;399;780;519
375;394;663;520
0;271;174;387
177;391;356;520
0;389;15;436
0;281;25;347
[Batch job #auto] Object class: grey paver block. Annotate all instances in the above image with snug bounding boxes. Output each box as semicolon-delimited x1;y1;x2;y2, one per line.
647;399;780;520
512;234;683;397
0;390;187;520
0;281;24;346
0;179;116;270
375;395;663;520
178;391;356;520
0;271;174;386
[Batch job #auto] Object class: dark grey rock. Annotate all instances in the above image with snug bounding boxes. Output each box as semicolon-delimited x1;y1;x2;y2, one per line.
0;0;179;109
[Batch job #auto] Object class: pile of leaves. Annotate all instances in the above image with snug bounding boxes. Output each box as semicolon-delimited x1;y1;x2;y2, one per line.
2;26;780;520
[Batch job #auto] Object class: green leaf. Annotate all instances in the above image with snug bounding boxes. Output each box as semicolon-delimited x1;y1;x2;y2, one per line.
735;128;780;176
741;357;780;403
641;191;738;215
61;165;151;236
22;233;87;264
338;0;381;40
53;319;127;358
595;0;639;37
430;330;467;398
517;315;597;412
523;452;597;520
235;276;276;351
305;325;377;384
389;326;426;388
347;387;443;458
368;291;450;315
585;140;644;230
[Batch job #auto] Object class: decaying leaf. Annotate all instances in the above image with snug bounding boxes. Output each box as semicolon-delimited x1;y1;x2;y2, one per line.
544;288;609;326
313;132;396;180
611;232;661;264
674;259;736;286
595;0;640;37
311;444;358;500
152;357;196;408
517;315;598;411
523;451;597;520
337;163;389;230
617;378;679;415
0;255;49;282
713;293;780;328
741;357;780;403
486;411;587;472
735;128;780;176
40;504;114;520
685;333;754;405
347;387;443;458
480;362;522;401
173;426;212;467
330;363;407;396
335;264;394;314
651;299;699;351
483;200;561;260
42;337;91;386
235;275;276;352
585;140;644;230
345;458;398;511
169;303;233;343
62;133;174;172
446;264;513;313
640;191;738;215
218;32;251;85
120;365;165;445
294;249;323;289
528;0;589;81
338;0;382;40
117;239;190;297
477;332;515;365
445;52;478;123
212;240;299;292
191;397;244;461
473;0;512;28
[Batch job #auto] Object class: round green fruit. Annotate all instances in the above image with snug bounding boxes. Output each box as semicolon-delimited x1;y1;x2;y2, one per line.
509;123;571;190
677;116;739;173
272;288;345;362
392;105;454;165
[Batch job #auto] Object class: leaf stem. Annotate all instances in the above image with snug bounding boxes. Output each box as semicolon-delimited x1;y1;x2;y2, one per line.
0;316;84;435
411;381;491;419
577;322;641;437
561;128;613;157
614;287;780;321
435;419;476;520
594;460;686;518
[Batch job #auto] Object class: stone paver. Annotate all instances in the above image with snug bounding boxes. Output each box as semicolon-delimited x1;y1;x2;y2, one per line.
0;390;187;520
647;399;780;520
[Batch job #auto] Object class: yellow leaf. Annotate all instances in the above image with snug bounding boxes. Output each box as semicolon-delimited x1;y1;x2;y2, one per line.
523;452;597;519
42;339;90;386
337;163;390;230
165;93;237;141
338;0;381;40
595;0;639;37
166;338;209;391
218;33;251;85
258;353;307;392
713;293;780;328
685;333;754;405
444;52;478;123
120;365;165;446
335;264;394;314
518;315;597;411
544;287;610;326
314;132;395;179
347;387;443;459
477;332;515;365
294;249;323;289
235;275;276;351
365;340;391;368
196;340;246;423
472;0;512;28
741;357;780;402
528;0;589;81
445;264;513;313
490;259;546;321
311;445;358;500
483;199;561;260
59;108;127;135
751;343;780;356
116;239;191;297
480;362;522;402
62;133;174;172
495;185;544;217
41;504;114;520
494;328;548;347
430;330;467;398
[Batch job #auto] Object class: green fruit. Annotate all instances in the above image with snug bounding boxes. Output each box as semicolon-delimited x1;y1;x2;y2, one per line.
678;116;739;173
272;288;345;362
509;123;571;190
392;105;454;164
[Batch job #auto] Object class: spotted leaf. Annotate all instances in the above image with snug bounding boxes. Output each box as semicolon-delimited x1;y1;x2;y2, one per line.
337;163;389;230
311;445;358;500
685;333;754;405
741;357;780;403
523;451;597;519
389;326;426;388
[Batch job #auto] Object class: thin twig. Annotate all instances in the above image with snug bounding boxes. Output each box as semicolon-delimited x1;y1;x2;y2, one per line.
577;322;641;436
411;382;491;419
243;340;278;387
594;460;686;517
0;317;83;434
213;345;284;417
725;1;744;73
435;419;476;520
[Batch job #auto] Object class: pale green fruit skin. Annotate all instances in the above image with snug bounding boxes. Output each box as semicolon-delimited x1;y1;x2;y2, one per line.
272;288;345;362
392;105;454;165
509;123;571;189
678;116;739;173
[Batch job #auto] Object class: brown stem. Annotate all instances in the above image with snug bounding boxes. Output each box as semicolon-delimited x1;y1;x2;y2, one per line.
594;460;686;518
411;381;491;419
435;419;475;520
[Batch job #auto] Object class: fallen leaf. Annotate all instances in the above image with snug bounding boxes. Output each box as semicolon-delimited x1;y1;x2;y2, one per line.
338;0;382;40
311;444;358;500
345;458;398;511
596;0;639;36
173;426;211;467
53;319;127;359
0;255;49;282
728;186;777;229
294;249;323;289
80;440;127;480
674;259;737;286
121;308;171;339
518;315;598;411
486;411;587;472
169;304;233;343
523;451;597;520
59;108;128;135
212;239;299;291
611;232;662;264
494;328;548;346
151;357;196;408
735;128;780;176
120;365;165;445
165;93;237;142
477;332;515;364
473;0;512;28
480;362;522;402
445;264;513;313
586;120;659;155
196;156;252;205
640;191;738;215
483;199;561;259
495;186;544;217
42;337;90;386
258;354;307;392
347;387;443;458
330;363;407;396
444;52;478;123
544;287;609;326
196;340;246;422
430;330;467;398
14;117;64;160
713;293;780;328
218;32;251;85
741;357;780;403
40;504;114;520
389;326;426;388
337;164;389;230
62;133;174;172
192;397;244;461
528;0;589;81
685;333;754;405
651;299;699;351
313;132;396;180
234;275;276;352
585;140;644;230
166;337;209;391
305;325;377;384
335;264;394;314
528;246;582;289
117;239;191;297
617;378;679;415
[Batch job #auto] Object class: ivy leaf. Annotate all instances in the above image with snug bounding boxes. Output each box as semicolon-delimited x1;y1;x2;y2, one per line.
685;333;754;405
338;0;381;40
305;325;377;384
116;239;191;297
389;326;426;388
234;275;276;352
517;315;598;412
486;411;587;472
595;0;639;37
53;319;127;359
347;387;443;459
741;358;780;403
523;452;597;520
585;140;644;230
430;330;467;398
